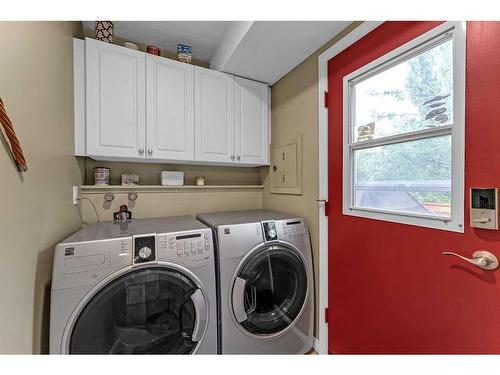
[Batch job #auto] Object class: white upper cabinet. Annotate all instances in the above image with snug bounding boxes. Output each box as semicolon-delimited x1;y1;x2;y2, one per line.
194;67;235;163
85;38;146;158
235;77;269;165
77;38;269;166
146;55;194;161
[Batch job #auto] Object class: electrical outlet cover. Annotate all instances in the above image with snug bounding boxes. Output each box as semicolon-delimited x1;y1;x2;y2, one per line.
72;186;80;205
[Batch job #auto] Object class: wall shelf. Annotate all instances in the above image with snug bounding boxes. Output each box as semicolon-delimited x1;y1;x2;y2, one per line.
80;185;264;193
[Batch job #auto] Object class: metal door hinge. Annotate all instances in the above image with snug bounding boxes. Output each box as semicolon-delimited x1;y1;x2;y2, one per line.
324;91;329;108
316;199;330;216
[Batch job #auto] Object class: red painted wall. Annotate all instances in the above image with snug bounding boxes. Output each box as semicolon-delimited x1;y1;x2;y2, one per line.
328;22;500;354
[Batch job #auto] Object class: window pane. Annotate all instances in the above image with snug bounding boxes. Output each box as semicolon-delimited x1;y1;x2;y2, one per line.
353;135;451;218
353;38;453;142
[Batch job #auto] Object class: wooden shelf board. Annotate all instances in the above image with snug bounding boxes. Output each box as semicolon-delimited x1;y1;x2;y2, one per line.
80;184;265;193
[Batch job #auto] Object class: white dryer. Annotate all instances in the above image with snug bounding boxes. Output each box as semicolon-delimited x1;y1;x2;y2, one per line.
50;216;217;354
197;210;314;354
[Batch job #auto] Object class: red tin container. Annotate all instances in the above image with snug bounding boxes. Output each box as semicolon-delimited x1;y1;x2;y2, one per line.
146;45;161;56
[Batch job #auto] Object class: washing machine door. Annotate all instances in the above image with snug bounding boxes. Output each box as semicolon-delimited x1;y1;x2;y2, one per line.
231;243;308;336
68;266;208;354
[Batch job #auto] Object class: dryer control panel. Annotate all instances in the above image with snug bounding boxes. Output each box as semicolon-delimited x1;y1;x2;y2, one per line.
261;219;310;248
158;229;213;267
275;219;310;248
279;220;309;238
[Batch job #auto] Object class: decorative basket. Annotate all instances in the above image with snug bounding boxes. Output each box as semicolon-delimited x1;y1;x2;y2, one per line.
177;43;192;64
95;21;114;43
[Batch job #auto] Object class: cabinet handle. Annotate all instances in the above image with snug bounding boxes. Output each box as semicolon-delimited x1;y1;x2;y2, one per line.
138;148;144;154
231;155;235;160
147;149;153;155
236;155;241;161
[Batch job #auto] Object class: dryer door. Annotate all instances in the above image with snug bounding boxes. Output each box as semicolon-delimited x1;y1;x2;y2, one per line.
68;266;208;354
231;244;308;336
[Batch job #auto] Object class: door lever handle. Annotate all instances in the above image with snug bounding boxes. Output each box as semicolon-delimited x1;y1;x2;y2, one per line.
473;218;491;224
442;251;499;270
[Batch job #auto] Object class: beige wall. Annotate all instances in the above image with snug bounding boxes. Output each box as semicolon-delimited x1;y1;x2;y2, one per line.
0;22;84;353
260;22;362;336
81;187;263;224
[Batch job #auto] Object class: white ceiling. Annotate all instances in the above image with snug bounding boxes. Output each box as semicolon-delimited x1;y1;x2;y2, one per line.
212;21;352;84
82;21;352;84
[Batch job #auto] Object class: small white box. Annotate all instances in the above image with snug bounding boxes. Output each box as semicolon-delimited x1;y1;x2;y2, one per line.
161;171;184;186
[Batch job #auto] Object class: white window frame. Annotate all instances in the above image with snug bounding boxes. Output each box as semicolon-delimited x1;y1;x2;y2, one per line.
342;21;466;233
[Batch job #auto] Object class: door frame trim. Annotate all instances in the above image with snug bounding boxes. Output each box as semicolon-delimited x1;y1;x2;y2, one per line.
316;21;384;355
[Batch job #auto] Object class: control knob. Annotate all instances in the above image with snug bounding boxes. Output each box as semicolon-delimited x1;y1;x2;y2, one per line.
138;246;152;260
268;229;277;238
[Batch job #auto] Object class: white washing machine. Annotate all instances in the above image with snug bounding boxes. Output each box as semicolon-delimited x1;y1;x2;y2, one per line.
197;210;314;354
50;216;217;354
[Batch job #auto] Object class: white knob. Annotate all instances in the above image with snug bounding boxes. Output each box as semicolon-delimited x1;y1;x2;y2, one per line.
268;229;276;238
104;192;114;202
138;247;152;259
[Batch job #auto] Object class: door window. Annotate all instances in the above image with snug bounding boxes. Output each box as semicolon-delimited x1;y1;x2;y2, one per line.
233;245;308;335
342;22;465;232
69;267;201;354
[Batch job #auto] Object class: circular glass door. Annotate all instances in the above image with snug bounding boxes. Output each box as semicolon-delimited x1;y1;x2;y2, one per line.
69;267;205;354
232;244;308;335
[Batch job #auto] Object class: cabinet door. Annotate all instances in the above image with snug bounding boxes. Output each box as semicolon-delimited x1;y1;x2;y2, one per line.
85;38;146;158
235;77;269;165
146;55;194;161
194;67;235;163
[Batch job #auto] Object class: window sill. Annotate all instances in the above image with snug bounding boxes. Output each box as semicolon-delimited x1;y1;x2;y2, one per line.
343;206;464;233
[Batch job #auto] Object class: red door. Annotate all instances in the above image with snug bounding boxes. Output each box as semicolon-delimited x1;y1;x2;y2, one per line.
327;21;500;354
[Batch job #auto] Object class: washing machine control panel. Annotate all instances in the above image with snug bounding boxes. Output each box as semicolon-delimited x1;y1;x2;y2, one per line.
263;221;278;241
159;229;213;266
133;234;156;264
